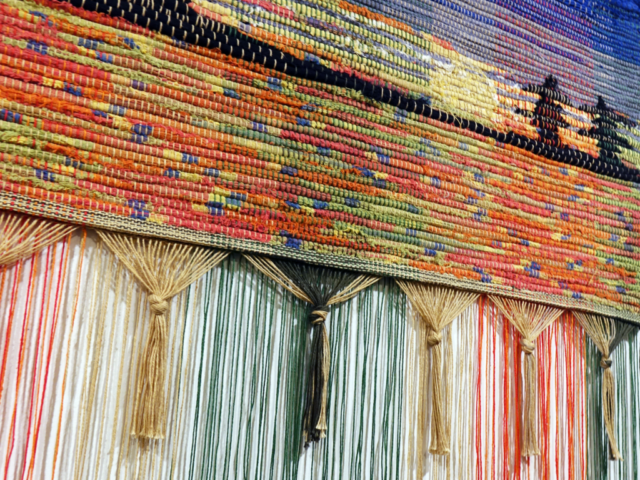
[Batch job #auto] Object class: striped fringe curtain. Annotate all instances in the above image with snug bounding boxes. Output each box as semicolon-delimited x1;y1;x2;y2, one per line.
0;230;406;479
2;229;640;479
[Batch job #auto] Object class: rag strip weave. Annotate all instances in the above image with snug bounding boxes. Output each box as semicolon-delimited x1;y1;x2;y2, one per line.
0;0;638;319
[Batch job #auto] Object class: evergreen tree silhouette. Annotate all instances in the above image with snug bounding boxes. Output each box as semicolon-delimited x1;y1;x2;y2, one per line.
579;96;630;167
523;75;570;149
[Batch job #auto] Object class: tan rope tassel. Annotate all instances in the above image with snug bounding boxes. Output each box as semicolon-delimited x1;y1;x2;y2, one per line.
98;231;228;439
520;338;538;456
135;293;170;439
0;211;75;266
427;328;447;454
574;312;623;460
397;281;478;456
602;361;620;460
490;296;563;457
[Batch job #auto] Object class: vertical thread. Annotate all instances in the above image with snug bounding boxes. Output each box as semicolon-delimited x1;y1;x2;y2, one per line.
73;240;108;480
26;233;72;480
3;249;41;479
50;229;87;480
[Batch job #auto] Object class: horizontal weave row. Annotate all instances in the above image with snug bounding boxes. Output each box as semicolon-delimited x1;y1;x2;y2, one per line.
0;0;640;315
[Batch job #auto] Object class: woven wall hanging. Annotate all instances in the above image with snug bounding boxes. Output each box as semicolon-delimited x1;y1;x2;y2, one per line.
2;0;640;477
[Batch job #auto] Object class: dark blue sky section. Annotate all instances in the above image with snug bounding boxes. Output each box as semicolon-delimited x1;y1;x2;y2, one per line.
491;0;640;65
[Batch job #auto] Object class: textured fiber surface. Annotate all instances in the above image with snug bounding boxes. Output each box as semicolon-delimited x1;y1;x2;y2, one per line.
1;0;640;315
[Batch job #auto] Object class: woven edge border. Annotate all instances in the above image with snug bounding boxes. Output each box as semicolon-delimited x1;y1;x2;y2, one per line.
2;191;639;324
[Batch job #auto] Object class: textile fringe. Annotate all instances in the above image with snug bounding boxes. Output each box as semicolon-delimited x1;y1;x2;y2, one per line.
0;244;407;478
397;280;478;456
244;255;378;447
574;312;633;461
0;211;75;266
97;230;228;440
489;296;563;457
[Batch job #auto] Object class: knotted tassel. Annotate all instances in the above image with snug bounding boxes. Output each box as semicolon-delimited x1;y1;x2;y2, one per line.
243;255;379;448
133;294;170;438
425;329;449;455
97;231;228;440
600;356;620;460
490;296;563;457
304;305;331;443
519;338;539;456
574;312;634;461
397;281;478;458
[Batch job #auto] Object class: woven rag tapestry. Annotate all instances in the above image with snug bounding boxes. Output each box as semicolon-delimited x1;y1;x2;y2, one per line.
2;0;640;478
0;0;639;320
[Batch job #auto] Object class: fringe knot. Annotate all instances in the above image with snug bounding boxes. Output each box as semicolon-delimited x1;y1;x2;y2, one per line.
600;356;612;369
426;330;442;347
148;294;169;315
310;305;329;325
520;338;536;355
